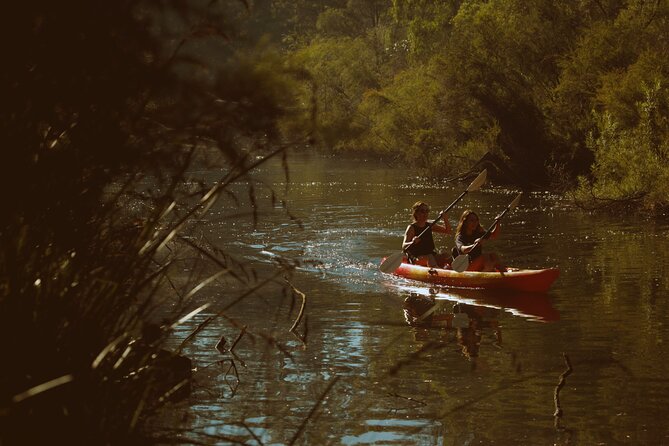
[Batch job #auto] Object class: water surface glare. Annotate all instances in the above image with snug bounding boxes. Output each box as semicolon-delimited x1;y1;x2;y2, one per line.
164;153;669;445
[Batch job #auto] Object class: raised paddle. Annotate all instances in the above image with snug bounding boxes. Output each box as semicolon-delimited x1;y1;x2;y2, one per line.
379;169;487;274
451;192;523;273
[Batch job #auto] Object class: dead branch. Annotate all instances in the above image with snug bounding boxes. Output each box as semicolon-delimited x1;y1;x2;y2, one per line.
229;325;247;352
286;279;307;333
387;392;427;407
215;334;226;354
239;421;264;446
553;353;573;418
389;341;448;376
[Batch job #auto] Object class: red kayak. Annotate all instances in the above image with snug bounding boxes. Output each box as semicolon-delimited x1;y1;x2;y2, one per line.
385;261;560;293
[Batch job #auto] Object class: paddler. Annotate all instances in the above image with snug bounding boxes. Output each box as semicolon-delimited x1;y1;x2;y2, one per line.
402;201;452;267
454;210;505;272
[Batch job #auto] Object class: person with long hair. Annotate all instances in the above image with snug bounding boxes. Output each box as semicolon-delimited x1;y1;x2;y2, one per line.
454;210;504;271
402;201;451;267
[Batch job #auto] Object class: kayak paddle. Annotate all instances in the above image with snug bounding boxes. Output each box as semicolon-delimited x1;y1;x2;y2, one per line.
379;169;487;274
451;192;522;273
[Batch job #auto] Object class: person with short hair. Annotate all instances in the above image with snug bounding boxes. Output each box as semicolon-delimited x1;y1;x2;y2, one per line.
402;201;452;267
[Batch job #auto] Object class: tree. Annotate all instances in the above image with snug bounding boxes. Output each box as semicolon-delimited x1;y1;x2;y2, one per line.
390;0;462;61
433;0;587;185
292;37;381;150
554;0;669;207
575;80;669;211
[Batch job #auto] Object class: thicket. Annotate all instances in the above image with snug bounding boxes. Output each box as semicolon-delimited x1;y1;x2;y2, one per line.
283;0;669;213
0;1;311;443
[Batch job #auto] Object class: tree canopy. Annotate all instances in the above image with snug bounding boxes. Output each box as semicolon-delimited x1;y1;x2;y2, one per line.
283;0;669;212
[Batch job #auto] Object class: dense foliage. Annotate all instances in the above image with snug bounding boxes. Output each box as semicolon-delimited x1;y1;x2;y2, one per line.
279;0;669;212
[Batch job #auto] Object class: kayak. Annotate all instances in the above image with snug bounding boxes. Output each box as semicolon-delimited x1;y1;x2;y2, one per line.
385;261;559;293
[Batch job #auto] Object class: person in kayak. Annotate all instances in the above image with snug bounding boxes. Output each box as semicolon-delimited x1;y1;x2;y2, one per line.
454;210;505;272
402;201;452;267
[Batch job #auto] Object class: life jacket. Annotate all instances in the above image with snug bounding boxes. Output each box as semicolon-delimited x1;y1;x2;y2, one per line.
406;222;436;258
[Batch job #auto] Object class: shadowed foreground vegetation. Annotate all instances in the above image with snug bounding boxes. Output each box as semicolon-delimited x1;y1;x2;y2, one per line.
0;1;312;443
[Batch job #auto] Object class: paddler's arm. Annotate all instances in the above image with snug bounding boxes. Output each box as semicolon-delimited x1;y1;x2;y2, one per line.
402;225;418;250
431;216;452;234
456;231;481;254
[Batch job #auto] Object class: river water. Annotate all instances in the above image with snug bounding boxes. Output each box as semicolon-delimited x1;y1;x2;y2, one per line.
163;152;669;445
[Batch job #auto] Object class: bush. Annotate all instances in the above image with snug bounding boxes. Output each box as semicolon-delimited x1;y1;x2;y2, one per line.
575;80;669;212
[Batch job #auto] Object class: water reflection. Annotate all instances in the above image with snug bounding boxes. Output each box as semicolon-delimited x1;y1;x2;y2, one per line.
403;294;503;360
395;286;561;378
396;284;559;323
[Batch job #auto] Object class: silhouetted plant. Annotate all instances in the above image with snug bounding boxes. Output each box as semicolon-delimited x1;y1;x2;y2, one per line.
0;1;312;443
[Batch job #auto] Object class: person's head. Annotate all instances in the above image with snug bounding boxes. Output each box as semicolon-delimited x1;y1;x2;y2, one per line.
411;201;430;221
456;210;480;235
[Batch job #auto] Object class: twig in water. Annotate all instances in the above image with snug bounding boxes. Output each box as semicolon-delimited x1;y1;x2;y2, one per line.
238;421;264;446
387;392;427;407
229;325;247;352
553;353;573;419
215;334;226;354
389;341;447;376
222;359;240;396
288;376;340;446
222;358;239;382
179;316;215;354
230;350;247;368
289;315;308;345
286;279;307;333
286;278;308;344
177;269;287;352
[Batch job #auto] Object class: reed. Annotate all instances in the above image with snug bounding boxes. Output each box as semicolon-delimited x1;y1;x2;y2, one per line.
0;2;312;443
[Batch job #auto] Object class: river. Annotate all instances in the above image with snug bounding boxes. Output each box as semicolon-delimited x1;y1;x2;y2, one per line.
162;152;669;445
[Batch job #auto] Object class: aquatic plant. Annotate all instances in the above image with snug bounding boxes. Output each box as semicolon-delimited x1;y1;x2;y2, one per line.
0;1;312;443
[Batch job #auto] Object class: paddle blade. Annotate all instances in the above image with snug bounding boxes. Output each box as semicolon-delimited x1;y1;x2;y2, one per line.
466;169;487;192
508;192;522;210
379;251;404;273
451;254;470;273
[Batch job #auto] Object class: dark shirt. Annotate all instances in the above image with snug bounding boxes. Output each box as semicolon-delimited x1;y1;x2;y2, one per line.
455;228;487;260
406;222;436;257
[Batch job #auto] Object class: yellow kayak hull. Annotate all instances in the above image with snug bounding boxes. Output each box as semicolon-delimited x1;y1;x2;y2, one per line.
388;261;560;293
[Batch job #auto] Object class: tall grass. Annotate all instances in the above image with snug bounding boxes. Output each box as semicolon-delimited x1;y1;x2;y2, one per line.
0;1;312;443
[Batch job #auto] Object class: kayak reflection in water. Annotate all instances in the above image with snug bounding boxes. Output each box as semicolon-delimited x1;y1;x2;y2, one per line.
402;294;501;359
454;210;505;272
453;302;501;359
402;201;452;268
